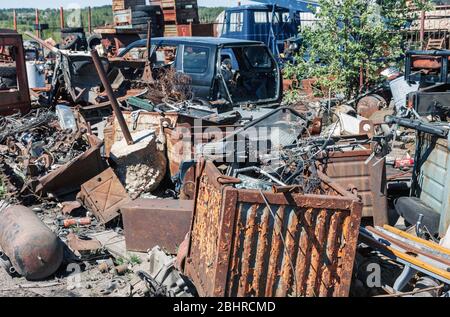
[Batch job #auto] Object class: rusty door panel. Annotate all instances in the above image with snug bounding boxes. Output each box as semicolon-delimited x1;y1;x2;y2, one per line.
184;161;362;297
319;149;388;225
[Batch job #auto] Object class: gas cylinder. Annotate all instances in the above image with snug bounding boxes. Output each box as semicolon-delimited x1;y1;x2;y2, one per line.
0;203;63;280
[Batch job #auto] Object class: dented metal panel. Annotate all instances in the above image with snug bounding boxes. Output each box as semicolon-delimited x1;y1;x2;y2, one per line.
78;167;131;224
121;198;194;253
318;148;388;226
184;161;362;297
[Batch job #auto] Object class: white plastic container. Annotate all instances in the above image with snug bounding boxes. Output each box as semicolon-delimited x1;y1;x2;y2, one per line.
389;76;419;113
26;61;45;88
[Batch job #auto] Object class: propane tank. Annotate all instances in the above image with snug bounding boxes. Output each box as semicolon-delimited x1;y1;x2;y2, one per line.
0;202;63;280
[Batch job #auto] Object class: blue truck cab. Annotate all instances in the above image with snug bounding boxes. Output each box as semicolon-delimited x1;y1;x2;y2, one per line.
219;5;300;56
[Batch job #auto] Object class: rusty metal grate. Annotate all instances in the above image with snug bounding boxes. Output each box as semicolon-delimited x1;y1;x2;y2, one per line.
184;161;362;297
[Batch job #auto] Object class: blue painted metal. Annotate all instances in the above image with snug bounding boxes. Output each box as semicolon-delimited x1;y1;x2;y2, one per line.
220;1;318;57
251;0;318;12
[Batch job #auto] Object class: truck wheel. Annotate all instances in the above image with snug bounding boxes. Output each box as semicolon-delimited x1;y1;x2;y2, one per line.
87;34;102;49
60;34;80;50
0;65;17;78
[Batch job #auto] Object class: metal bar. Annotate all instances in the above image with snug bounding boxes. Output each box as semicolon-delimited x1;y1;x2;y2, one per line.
420;10;425;49
385;115;449;137
146;21;152;57
90;49;134;145
88;7;92;34
13;10;17;31
24;31;59;54
60;7;64;30
35;9;40;38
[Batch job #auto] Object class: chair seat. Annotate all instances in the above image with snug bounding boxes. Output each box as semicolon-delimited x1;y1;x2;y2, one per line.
394;197;440;235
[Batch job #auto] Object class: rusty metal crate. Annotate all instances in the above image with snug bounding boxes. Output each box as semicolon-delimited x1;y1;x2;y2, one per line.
184;161;363;297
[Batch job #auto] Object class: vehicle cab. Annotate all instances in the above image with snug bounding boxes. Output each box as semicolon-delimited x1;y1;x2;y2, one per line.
218;5;300;56
119;37;283;107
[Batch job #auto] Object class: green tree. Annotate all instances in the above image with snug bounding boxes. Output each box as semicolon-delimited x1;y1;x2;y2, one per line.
286;0;430;98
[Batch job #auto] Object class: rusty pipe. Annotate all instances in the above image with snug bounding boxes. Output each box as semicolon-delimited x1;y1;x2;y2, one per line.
90;49;133;145
24;32;59;54
0;204;63;280
13;10;17;31
60;7;65;30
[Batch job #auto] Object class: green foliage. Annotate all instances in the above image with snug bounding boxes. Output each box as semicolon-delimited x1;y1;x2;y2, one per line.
129;254;142;265
0;6;113;42
198;7;225;23
0;6;224;41
0;178;5;199
287;0;430;98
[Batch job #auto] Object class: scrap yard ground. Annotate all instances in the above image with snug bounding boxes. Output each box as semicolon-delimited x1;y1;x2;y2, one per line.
0;0;449;300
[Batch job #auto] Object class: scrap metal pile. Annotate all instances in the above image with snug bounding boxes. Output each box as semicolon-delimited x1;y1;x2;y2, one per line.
0;109;92;202
0;28;449;298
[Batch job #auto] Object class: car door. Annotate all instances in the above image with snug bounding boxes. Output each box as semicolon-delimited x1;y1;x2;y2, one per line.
178;44;214;99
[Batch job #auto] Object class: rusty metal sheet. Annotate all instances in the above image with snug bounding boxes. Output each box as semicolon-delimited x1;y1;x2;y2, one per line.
318;148;388;226
164;123;228;177
78;167;131;225
0;32;31;116
184;161;362;297
36;135;106;197
67;233;102;253
121;199;194;253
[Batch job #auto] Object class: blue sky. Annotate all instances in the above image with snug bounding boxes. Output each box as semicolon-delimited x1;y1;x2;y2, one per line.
0;0;256;9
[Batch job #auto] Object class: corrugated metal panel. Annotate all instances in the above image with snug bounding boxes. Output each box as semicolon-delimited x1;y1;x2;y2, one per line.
414;135;450;236
184;161;363;297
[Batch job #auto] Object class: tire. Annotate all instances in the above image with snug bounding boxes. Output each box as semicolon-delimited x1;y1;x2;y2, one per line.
131;11;150;19
60;34;81;50
87;33;102;50
133;5;161;13
132;17;153;25
0;65;17;78
61;27;84;34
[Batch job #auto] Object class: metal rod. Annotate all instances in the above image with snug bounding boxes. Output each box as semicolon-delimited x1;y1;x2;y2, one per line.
24;31;59;54
13;10;17;31
88;7;92;34
420;10;425;50
60;7;64;30
90;49;134;145
35;9;40;38
146;21;152;57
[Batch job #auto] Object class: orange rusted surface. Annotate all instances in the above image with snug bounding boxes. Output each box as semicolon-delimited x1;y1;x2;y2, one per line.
184;161;363;297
